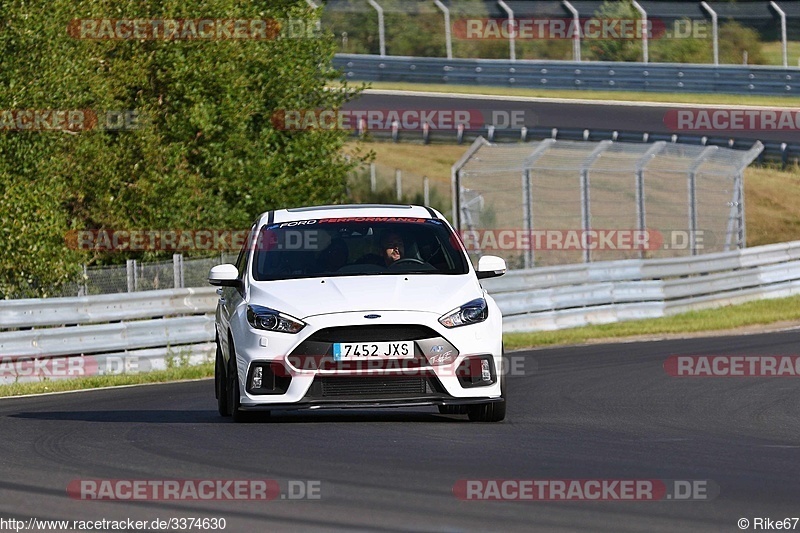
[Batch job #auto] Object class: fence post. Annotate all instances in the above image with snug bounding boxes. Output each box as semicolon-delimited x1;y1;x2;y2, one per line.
451;137;491;229
635;141;666;259
173;253;184;289
81;264;88;297
370;162;377;193
395;169;402;201
737;172;746;249
770;2;788;68
126;259;135;292
367;0;386;57
433;0;452;60
497;1;516;61
688;146;718;255
562;0;581;61
580;141;612;262
700;2;719;65
521;139;556;267
522;169;533;268
632;1;649;63
423;176;430;206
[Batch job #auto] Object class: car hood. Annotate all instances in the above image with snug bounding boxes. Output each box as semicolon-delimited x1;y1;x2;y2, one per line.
249;275;483;319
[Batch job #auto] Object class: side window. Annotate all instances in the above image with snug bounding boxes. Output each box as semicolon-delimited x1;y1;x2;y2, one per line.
235;223;257;277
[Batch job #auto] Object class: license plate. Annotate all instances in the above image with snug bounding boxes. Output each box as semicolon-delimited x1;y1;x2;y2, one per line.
333;341;415;361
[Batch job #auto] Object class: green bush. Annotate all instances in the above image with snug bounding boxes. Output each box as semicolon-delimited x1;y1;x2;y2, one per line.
0;0;365;298
719;20;766;65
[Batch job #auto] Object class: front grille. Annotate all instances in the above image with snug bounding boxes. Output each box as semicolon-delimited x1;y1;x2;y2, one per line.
305;325;439;343
289;325;449;372
305;376;444;399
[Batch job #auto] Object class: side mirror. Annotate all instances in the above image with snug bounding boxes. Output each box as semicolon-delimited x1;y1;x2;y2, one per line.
209;264;241;287
476;255;507;279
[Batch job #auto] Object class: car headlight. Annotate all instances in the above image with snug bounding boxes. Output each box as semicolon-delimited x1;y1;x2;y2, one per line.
247;305;305;334
438;298;488;328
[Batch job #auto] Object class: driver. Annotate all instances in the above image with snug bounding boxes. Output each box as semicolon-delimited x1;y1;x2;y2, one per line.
380;231;405;266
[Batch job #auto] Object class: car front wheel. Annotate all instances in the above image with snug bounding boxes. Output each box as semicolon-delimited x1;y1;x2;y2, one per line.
215;339;230;417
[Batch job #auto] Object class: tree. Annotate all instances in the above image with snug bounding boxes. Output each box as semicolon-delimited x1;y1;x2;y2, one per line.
0;0;364;298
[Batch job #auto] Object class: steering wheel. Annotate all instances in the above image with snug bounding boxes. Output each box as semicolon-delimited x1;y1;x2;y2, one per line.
389;258;426;268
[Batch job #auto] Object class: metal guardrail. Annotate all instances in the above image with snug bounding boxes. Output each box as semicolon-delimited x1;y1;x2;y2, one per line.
334;54;800;96
0;288;217;329
483;240;800;332
4;240;800;383
0;287;217;384
357;125;800;166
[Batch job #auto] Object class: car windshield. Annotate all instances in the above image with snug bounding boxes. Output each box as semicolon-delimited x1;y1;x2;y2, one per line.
252;218;469;281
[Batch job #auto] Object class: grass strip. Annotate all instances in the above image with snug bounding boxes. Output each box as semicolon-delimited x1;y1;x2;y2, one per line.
359;81;800;107
0;362;214;398
504;294;800;350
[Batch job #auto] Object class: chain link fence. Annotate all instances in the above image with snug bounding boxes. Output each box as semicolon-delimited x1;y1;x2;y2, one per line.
348;161;451;214
44;253;238;298
453;137;763;268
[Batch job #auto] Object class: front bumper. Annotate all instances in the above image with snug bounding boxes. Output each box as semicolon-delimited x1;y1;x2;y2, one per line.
229;310;503;408
238;397;505;412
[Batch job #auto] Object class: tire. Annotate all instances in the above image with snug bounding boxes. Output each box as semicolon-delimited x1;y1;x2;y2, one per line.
438;405;468;415
215;340;230;417
227;339;266;423
467;351;507;422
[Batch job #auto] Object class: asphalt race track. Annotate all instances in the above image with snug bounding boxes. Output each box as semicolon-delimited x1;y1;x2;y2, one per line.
2;331;800;532
350;91;800;144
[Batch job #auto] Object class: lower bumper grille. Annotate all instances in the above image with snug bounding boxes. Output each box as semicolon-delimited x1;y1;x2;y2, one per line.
306;376;440;399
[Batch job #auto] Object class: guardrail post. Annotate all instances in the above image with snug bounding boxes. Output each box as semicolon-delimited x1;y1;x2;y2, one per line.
370;162;377;192
433;0;453;59
497;1;516;61
562;0;581;62
367;0;386;57
634;141;666;258
423;176;430;206
700;2;719;65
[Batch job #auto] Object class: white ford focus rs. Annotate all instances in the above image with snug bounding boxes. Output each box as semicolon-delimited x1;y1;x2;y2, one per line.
209;204;507;422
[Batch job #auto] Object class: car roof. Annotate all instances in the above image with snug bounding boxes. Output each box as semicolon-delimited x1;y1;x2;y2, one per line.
263;204;441;225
